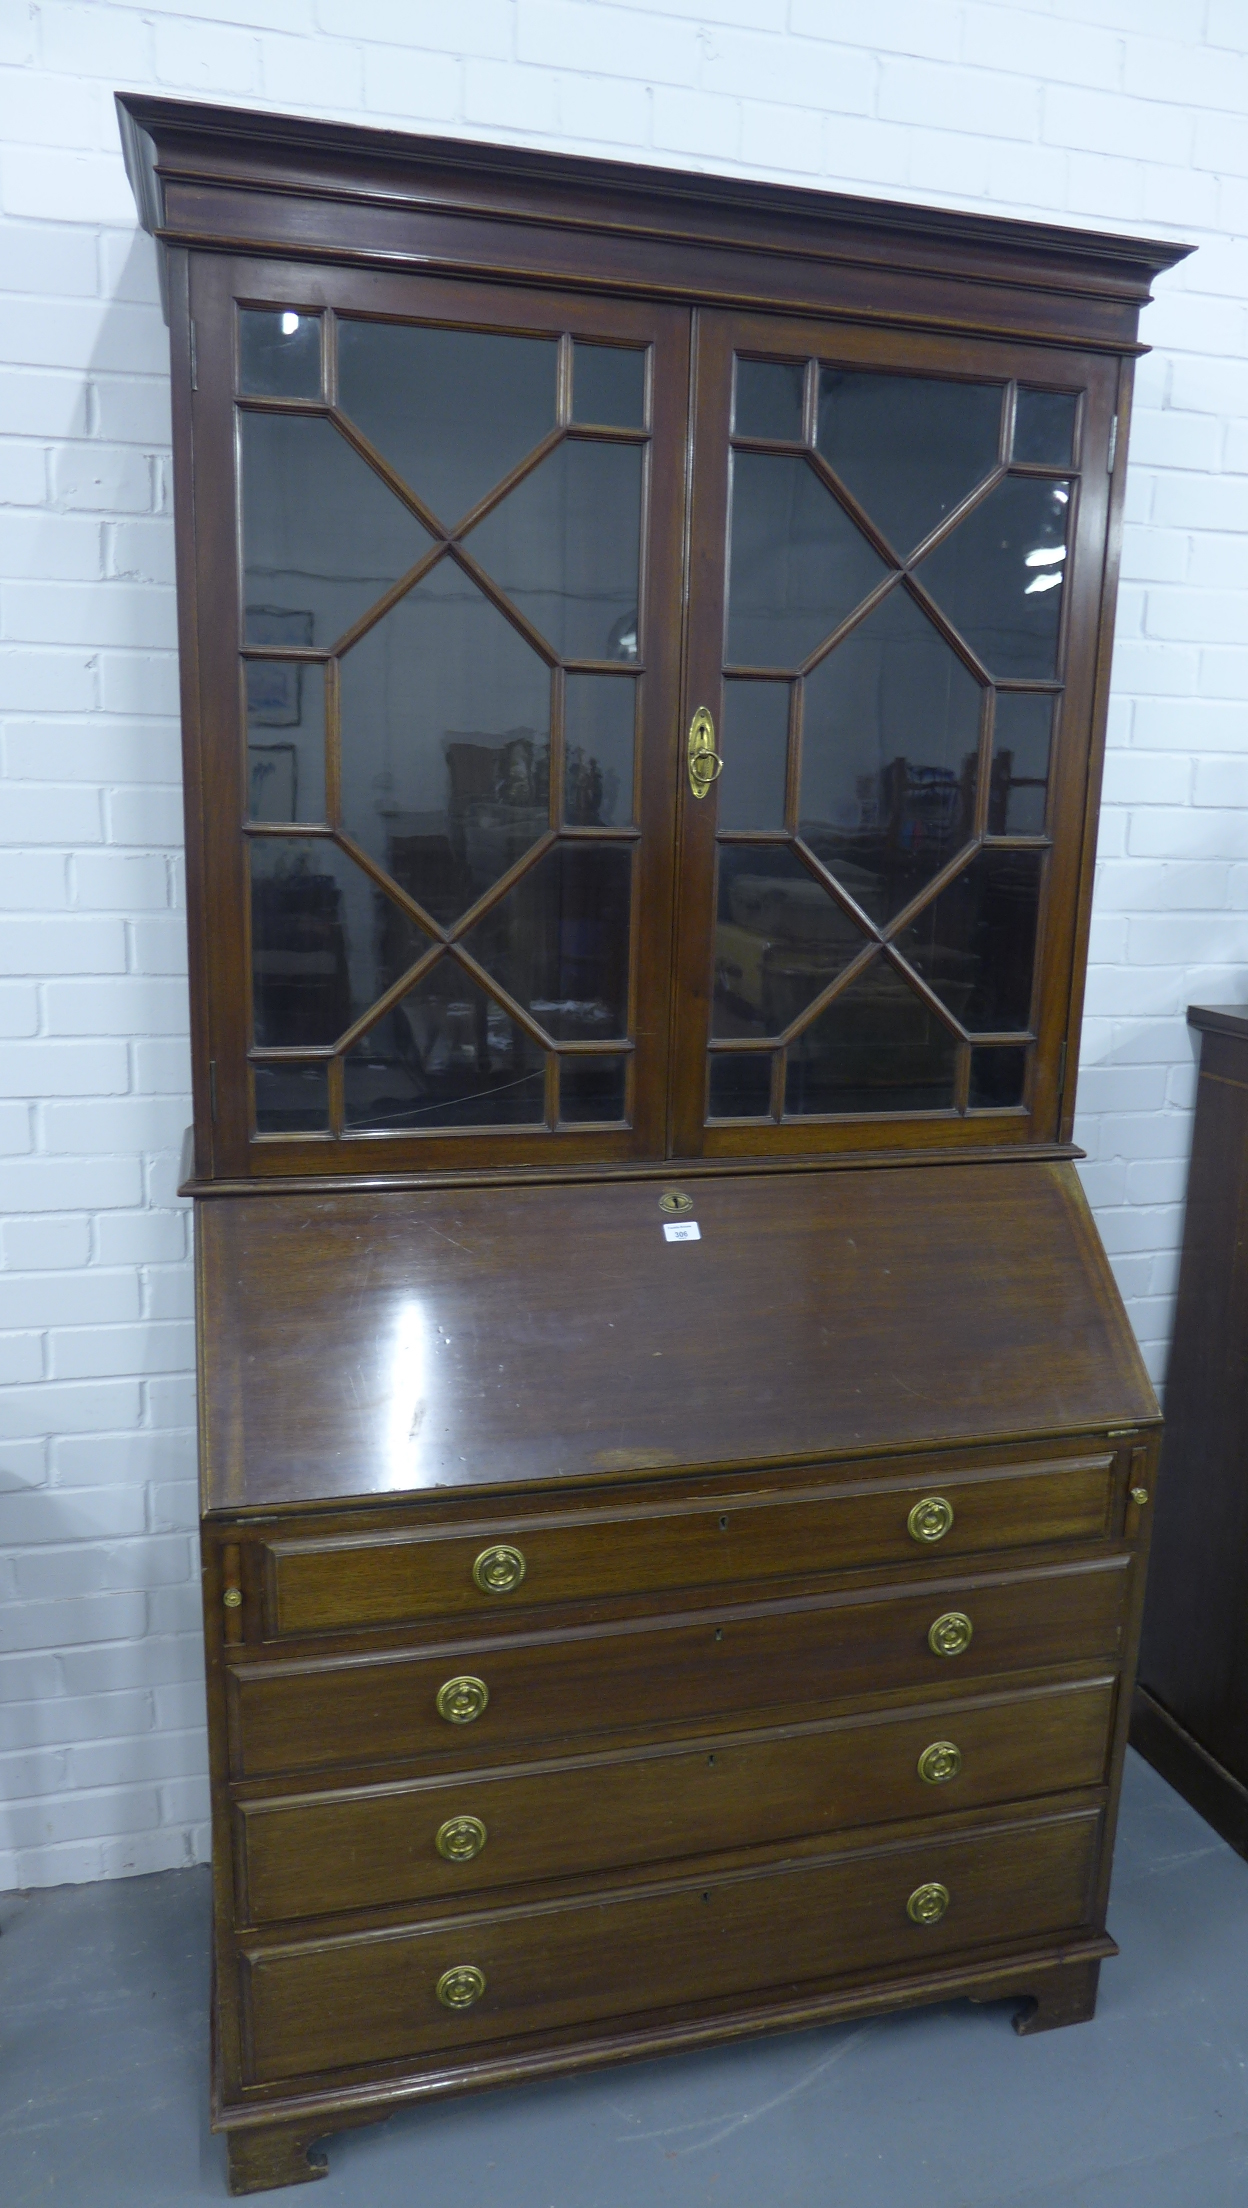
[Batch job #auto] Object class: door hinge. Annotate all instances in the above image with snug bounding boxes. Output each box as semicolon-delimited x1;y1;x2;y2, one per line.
1107;417;1117;473
189;318;197;391
208;1058;217;1122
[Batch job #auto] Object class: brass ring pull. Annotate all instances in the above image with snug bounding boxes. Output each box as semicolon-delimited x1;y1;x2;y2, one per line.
436;1815;487;1862
687;706;722;799
436;1675;489;1724
473;1544;526;1595
917;1740;962;1785
908;1495;954;1544
927;1610;973;1658
436;1963;486;2010
907;1881;950;1926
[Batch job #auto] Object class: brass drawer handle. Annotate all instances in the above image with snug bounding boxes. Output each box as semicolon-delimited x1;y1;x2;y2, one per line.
907;1881;950;1926
1130;1486;1149;1507
917;1739;962;1785
436;1963;486;2010
436;1815;487;1862
436;1675;489;1724
687;706;722;798
928;1610;973;1657
908;1495;953;1544
473;1543;526;1595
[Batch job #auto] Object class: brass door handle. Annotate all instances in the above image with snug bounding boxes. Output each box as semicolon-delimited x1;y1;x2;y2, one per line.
687;706;722;798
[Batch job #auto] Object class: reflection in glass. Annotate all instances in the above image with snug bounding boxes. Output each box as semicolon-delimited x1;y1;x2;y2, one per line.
1013;389;1077;468
239;309;321;400
564;676;636;826
572;344;645;429
713;844;869;1039
560;1054;628;1121
799;587;982;925
337;321;557;527
991;692;1054;834
241;414;431;649
708;1051;773;1119
247;660;326;824
338;558;552;927
461;844;631;1040
254;1061;329;1134
344;963;544;1130
719;682;789;831
916;477;1071;679
727;453;889;669
466;440;643;662
817;369;1001;557
895;849;1042;1033
969;1045;1028;1109
785;958;957;1115
734;359;804;442
249;837;430;1048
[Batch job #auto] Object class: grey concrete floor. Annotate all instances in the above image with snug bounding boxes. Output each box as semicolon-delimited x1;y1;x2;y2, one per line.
3;1751;1247;2206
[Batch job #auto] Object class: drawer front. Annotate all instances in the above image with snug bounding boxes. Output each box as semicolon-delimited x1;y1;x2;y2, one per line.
237;1677;1115;1923
242;1805;1102;2083
263;1455;1116;1637
230;1556;1130;1779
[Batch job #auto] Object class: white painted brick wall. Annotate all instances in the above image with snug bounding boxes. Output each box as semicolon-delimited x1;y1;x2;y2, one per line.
0;0;1244;1891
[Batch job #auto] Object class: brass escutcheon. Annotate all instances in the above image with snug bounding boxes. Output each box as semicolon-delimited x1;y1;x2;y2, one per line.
222;1587;242;1609
436;1963;486;2010
473;1544;526;1595
1130;1487;1149;1507
687;706;722;799
659;1191;694;1215
908;1495;954;1544
436;1815;487;1863
907;1881;950;1926
928;1610;973;1658
917;1739;962;1786
436;1675;489;1725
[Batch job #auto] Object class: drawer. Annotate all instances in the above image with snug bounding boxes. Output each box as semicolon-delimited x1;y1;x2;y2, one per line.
236;1676;1115;1924
241;1803;1102;2083
229;1555;1130;1779
260;1453;1117;1638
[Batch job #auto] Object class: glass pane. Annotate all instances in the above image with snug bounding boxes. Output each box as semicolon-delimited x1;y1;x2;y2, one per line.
719;682;789;832
990;692;1054;835
344;964;545;1130
338;558;551;927
713;845;869;1040
466;440;642;663
894;849;1042;1034
969;1045;1028;1109
560;1054;628;1122
253;1061;329;1134
785;959;957;1115
799;588;981;927
239;309;320;400
337;321;557;529
1013;389;1077;468
247;660;326;824
241;414;432;649
572;344;645;429
249;837;430;1048
726;453;889;670
564;676;636;826
461;843;632;1040
708;1052;773;1119
734;359;804;442
817;369;1001;558
916;477;1071;680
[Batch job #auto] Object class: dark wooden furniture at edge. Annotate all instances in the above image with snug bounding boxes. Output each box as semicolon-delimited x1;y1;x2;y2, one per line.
116;92;1188;2196
1133;1006;1248;1851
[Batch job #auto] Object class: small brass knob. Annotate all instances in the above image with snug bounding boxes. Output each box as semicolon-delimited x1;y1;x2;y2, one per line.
928;1610;973;1658
908;1496;954;1544
436;1675;489;1725
436;1815;487;1862
1130;1487;1149;1507
222;1587;242;1610
473;1544;526;1595
917;1740;962;1786
436;1963;486;2010
907;1881;950;1926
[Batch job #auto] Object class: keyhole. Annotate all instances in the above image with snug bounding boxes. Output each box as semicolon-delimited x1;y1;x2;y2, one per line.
707;1753;716;1767
702;1891;712;1903
714;1628;724;1643
718;1516;729;1532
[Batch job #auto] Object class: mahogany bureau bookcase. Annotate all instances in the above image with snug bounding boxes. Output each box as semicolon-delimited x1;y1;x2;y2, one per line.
117;94;1184;2195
